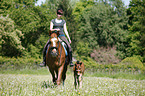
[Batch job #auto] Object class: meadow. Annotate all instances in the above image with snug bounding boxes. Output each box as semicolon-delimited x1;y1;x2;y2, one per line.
0;68;145;96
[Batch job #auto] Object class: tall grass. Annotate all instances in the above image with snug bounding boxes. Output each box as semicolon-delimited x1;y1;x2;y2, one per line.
1;67;145;80
0;74;145;96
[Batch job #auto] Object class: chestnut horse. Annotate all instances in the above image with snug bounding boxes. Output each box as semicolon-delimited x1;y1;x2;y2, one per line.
46;31;69;85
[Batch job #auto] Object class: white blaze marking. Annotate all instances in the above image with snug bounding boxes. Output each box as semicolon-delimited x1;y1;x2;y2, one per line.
51;38;57;47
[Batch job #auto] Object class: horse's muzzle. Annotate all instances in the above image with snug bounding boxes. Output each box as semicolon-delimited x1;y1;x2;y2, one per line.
51;49;58;57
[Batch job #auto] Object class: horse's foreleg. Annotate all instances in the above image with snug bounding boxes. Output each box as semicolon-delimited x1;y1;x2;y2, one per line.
57;66;64;85
49;69;57;85
62;65;67;86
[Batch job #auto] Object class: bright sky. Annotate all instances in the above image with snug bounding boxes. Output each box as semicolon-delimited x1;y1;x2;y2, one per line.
35;0;46;6
35;0;131;6
122;0;131;6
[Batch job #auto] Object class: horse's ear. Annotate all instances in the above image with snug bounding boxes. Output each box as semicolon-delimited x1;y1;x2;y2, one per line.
49;30;52;36
57;31;59;36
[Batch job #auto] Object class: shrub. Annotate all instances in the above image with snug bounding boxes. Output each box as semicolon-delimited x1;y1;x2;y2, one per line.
141;66;145;74
0;56;42;70
76;42;92;57
121;57;143;71
90;46;121;64
77;56;97;70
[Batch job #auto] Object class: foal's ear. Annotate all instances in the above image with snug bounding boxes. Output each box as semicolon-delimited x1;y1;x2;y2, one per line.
49;30;52;36
77;61;80;64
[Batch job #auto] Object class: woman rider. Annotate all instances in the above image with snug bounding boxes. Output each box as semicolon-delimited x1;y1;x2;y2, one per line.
40;8;74;67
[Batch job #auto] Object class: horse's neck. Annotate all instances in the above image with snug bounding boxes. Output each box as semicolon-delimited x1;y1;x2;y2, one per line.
51;33;58;38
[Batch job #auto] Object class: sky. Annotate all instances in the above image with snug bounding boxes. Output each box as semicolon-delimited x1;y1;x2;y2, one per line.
35;0;46;6
35;0;131;6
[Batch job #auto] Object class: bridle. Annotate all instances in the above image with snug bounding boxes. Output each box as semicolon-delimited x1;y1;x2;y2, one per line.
49;36;63;65
50;41;59;52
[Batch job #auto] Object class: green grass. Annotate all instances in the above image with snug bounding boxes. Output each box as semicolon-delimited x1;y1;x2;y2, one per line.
1;67;145;80
0;67;49;75
0;74;145;96
0;67;145;95
84;71;145;80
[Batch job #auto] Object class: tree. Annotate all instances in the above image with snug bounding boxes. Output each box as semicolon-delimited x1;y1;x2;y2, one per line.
72;0;95;51
56;0;78;50
127;0;145;62
0;0;53;57
0;15;24;57
72;0;128;60
78;2;128;48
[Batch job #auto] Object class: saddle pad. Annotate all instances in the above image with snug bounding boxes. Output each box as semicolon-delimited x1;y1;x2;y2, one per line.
61;42;68;56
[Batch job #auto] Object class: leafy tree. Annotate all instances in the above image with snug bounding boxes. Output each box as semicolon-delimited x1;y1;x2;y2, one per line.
127;0;145;61
79;2;127;48
0;0;52;57
72;0;95;51
0;15;24;57
73;0;128;60
56;0;77;50
76;41;91;56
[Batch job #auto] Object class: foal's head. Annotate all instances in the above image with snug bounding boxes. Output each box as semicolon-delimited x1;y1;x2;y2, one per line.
75;61;83;76
49;31;59;57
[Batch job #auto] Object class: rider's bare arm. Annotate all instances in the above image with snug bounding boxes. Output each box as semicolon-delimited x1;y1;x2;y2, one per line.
50;22;60;31
64;23;71;44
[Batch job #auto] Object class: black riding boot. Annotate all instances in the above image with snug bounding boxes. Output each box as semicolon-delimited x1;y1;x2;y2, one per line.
40;48;46;67
69;51;74;67
40;40;50;67
40;54;46;67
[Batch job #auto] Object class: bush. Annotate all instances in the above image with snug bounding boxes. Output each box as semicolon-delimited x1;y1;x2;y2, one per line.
141;66;145;74
0;56;42;70
90;47;121;64
78;56;97;69
76;55;144;74
121;57;143;71
76;42;92;57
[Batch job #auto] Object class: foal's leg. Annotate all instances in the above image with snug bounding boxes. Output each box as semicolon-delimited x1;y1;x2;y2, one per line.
79;75;82;89
74;75;77;89
77;76;80;89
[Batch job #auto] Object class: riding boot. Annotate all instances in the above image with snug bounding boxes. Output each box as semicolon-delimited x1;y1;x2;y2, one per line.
40;47;47;67
69;51;74;67
40;53;46;67
40;40;50;67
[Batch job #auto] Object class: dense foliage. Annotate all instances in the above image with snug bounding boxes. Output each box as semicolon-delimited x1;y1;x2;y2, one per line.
127;0;145;62
1;0;145;64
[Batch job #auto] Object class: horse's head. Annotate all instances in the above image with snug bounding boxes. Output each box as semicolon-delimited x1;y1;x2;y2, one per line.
49;31;59;57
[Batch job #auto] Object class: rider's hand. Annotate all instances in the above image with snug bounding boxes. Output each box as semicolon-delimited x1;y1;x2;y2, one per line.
56;28;60;31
